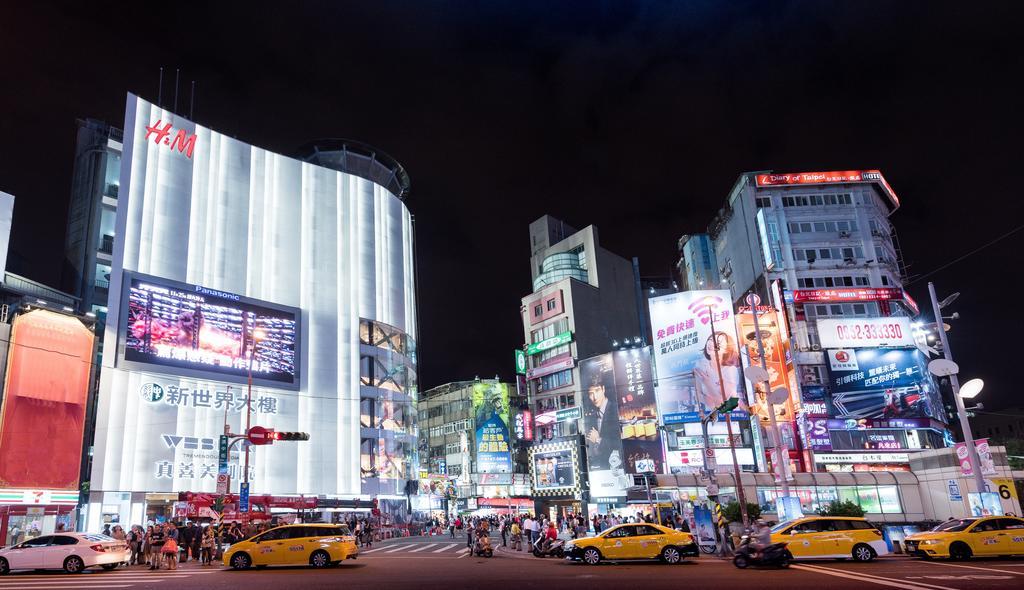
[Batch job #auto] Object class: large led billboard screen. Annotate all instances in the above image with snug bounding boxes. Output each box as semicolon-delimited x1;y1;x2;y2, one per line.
121;272;299;387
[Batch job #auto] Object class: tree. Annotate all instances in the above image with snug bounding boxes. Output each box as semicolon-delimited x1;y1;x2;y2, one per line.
722;501;761;523
818;500;864;517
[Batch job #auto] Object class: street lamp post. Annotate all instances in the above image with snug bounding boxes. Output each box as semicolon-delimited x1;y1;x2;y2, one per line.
926;282;987;498
707;302;750;529
243;328;266;493
747;295;791;499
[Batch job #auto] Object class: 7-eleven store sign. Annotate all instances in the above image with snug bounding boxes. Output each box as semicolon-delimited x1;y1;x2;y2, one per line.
0;490;79;505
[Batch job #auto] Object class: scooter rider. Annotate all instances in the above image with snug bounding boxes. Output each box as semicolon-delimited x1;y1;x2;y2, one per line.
751;520;772;558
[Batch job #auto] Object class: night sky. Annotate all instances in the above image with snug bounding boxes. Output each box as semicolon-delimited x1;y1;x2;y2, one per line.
2;2;1021;409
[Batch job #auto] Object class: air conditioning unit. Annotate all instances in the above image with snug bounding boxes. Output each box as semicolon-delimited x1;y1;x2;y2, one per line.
844;258;856;264
839;231;851;238
811;344;821;351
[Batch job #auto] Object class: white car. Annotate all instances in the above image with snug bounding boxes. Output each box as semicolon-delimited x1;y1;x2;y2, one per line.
0;532;130;574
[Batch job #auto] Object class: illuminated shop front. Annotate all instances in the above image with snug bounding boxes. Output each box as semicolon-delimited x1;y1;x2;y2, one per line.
86;95;417;529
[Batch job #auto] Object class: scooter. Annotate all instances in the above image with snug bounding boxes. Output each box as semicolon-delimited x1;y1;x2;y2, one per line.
532;535;565;558
732;535;791;569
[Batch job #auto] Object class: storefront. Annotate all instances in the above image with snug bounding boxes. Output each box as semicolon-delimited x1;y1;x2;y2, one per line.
0;490;79;546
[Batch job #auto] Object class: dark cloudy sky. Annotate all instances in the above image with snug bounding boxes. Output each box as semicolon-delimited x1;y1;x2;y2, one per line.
2;1;1021;408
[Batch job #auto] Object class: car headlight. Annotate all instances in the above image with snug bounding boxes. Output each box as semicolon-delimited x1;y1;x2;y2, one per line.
919;540;940;545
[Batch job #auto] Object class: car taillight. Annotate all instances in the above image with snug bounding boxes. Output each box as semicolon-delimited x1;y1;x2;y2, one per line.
90;544;107;552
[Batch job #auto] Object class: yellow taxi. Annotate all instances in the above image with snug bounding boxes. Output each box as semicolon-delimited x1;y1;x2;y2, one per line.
904;516;1024;560
564;523;698;565
223;524;358;570
770;516;889;562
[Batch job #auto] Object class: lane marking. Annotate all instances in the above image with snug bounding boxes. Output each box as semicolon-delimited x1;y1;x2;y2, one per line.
0;586;134;590
457;550;469;558
918;560;1024;576
360;546;388;554
407;543;438;553
382;545;406;553
433;543;461;553
792;563;957;590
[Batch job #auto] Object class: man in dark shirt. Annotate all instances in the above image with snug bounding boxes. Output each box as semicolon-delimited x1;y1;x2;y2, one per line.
179;522;196;562
149;525;166;570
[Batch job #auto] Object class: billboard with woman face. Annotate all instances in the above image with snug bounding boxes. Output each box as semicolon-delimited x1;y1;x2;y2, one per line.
647;290;744;423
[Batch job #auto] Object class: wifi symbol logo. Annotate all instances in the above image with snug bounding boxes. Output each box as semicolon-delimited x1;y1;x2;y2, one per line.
687;295;724;325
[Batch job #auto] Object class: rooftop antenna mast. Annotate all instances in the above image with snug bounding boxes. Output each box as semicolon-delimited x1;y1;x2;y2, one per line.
173;68;180;113
157;67;164;108
189;80;196;120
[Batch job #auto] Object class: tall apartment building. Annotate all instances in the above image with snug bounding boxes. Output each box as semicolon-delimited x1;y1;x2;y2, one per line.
520;215;642;518
62;119;123;327
696;170;946;475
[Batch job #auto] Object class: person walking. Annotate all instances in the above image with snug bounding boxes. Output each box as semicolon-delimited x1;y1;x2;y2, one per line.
148;524;166;570
449;518;456;539
200;527;215;565
500;518;508;547
191;525;202;565
523;515;534;547
162;531;179;570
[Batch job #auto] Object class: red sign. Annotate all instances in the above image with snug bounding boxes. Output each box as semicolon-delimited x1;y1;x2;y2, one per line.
247;426;275;445
145;120;197;158
790;287;904;304
754;169;899;207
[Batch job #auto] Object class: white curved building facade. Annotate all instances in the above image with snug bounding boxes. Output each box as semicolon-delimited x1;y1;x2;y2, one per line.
88;95;417;527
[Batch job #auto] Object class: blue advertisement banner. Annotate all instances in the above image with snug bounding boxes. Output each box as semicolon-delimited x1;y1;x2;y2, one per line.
473;382;512;474
825;348;943;420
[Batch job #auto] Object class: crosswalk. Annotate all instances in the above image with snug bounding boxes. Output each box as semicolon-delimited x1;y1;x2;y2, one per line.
0;566;217;589
360;542;467;556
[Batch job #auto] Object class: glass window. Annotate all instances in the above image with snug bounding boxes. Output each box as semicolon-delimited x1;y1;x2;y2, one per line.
998;518;1024;530
546;299;557;311
790;520;824;534
972;520;1000;533
534;305;542;317
931;519;975;532
605;526;636;538
635;525;663;536
856;487;882;513
51;536;78;545
23;536;53;547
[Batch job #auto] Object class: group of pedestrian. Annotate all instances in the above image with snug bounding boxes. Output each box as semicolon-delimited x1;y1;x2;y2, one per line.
100;519;265;571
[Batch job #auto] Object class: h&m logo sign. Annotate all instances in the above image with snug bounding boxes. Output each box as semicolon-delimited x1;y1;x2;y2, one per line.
145;120;197;158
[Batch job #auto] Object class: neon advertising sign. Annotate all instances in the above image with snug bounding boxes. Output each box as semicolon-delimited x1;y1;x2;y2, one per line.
145;120;197;158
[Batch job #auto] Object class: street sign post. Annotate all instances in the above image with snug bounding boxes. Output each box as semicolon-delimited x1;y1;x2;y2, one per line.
240;482;250;513
704;446;717;470
216;473;230;495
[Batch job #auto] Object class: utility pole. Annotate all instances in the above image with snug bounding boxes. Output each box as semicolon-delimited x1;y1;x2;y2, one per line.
748;294;791;498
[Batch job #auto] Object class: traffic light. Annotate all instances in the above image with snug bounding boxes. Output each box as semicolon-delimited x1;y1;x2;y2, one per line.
716;397;739;414
272;431;310;442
